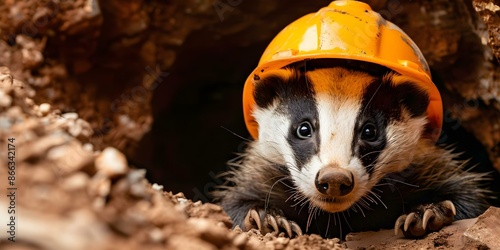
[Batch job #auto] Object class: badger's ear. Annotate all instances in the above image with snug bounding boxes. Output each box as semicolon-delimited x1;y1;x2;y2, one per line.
253;68;299;109
253;74;280;109
388;74;430;118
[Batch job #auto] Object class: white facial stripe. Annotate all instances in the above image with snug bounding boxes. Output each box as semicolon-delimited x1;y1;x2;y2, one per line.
293;94;368;201
254;105;296;167
317;95;360;165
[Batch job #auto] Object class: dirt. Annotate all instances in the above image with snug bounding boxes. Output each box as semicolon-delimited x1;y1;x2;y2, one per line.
1;0;500;249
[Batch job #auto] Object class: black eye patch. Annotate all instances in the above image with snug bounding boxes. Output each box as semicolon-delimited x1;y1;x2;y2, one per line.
352;74;429;174
253;68;320;169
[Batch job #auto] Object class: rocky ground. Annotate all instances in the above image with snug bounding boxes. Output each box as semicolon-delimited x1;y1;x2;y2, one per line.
1;0;500;249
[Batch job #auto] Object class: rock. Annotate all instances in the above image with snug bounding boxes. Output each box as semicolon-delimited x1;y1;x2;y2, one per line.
232;233;248;248
187;218;232;248
463;206;500;249
95;147;129;177
62;112;79;120
70;118;93;138
4;206;110;250
0;89;12;107
88;172;112;199
166;235;218;250
21;47;44;69
345;218;478;249
127;169;152;199
151;183;164;191
39;103;51;115
19;133;70;162
62;172;90;191
148;227;166;243
47;141;95;175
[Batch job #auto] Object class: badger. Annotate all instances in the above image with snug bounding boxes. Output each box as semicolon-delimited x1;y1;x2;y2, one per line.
212;60;491;239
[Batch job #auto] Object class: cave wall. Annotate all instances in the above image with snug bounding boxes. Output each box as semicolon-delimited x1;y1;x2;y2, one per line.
1;0;500;200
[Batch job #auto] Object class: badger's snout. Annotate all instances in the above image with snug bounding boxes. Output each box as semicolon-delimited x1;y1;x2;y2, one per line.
315;167;354;197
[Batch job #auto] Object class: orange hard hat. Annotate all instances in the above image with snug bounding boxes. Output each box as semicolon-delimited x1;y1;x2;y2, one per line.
243;0;442;141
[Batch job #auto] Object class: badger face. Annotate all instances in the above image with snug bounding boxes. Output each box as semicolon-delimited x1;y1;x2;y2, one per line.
252;67;430;213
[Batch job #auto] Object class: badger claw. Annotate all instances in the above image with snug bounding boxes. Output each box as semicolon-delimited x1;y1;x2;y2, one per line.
243;208;302;237
443;200;457;216
290;221;303;236
422;209;435;230
404;212;418;232
394;214;406;236
394;200;456;238
274;215;303;237
265;214;279;233
244;208;262;231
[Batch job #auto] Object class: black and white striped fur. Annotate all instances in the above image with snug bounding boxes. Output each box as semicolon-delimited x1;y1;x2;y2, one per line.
213;64;491;239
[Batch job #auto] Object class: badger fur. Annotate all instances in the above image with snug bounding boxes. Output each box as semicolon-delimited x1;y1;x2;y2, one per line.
213;63;491;239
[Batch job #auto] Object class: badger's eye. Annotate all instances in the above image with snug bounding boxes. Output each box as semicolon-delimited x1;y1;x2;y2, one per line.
296;121;313;139
361;122;378;142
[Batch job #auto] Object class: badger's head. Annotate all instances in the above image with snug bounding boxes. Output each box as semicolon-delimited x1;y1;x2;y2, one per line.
251;66;430;213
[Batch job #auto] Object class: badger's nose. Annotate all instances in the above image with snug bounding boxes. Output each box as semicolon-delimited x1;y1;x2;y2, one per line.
315;167;354;197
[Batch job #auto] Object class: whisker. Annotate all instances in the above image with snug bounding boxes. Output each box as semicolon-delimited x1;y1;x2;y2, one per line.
368;190;388;209
361;80;383;115
381;177;419;188
358;198;372;211
326;212;331;238
337;213;343;240
220;126;251;142
355;203;366;217
359;150;384;160
306;204;315;231
363;193;377;205
342;211;353;231
265;176;291;209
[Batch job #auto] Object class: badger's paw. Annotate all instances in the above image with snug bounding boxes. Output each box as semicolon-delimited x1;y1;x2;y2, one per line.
394;200;456;238
243;208;302;238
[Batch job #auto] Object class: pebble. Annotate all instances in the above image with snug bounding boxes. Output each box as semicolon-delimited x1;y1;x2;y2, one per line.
275;237;290;245
88;173;111;198
130;181;149;198
62;172;90;191
25;97;34;106
47;141;94;174
177;197;188;205
65;118;93;138
95;147;128;177
148;227;166;243
67;120;82;137
187;218;230;247
232;233;248;248
39;103;51;115
0;90;12;107
82;143;93;152
6;106;22;117
127;169;146;183
0;117;12;130
152;183;164;191
76;118;93;137
62;112;79;120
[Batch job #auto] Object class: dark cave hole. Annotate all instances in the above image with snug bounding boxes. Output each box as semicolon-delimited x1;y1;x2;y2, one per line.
433;71;500;207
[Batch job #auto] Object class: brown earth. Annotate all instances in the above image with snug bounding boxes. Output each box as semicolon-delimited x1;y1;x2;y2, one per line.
1;0;500;249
